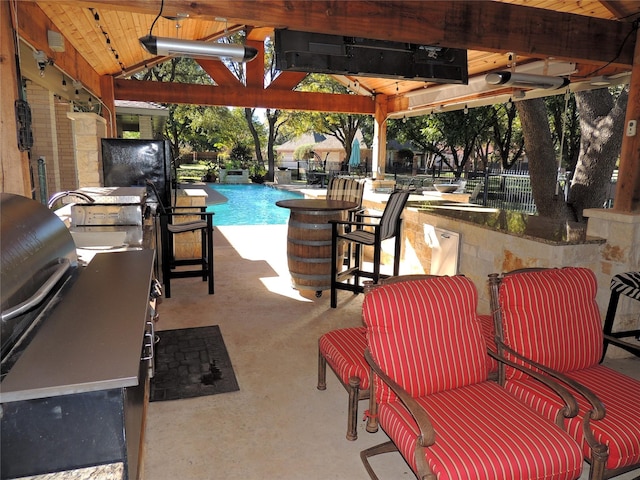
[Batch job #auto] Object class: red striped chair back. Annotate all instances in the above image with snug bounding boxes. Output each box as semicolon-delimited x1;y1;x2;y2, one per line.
498;267;603;379
363;275;488;403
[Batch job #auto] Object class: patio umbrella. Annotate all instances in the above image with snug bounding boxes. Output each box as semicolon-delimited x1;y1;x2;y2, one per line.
349;138;361;168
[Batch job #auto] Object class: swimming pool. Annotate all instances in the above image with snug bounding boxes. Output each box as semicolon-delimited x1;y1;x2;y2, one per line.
206;184;303;226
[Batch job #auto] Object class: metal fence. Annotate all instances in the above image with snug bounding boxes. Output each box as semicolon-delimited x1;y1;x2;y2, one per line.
466;168;618;214
469;170;536;214
399;168;618;214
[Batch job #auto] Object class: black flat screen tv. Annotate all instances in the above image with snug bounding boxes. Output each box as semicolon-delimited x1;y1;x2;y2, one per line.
101;138;172;206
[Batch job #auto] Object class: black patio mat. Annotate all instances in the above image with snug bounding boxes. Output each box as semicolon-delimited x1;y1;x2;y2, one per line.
150;325;239;402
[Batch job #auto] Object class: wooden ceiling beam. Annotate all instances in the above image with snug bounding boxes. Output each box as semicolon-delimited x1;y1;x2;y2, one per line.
114;79;375;114
245;39;265;89
599;1;640;21
70;0;636;66
268;72;307;91
196;60;243;88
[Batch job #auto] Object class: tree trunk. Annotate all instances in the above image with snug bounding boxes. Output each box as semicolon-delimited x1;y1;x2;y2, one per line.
569;88;627;220
244;108;264;164
266;110;281;182
516;98;571;219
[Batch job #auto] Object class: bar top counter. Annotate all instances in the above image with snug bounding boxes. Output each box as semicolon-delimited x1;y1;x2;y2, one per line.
415;203;605;246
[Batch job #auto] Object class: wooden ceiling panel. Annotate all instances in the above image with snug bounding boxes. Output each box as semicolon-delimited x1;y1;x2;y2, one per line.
21;0;636;113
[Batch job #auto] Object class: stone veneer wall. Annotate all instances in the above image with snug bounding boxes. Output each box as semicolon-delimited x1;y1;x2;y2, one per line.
22;83;84;198
139;116;153;139
54;100;76;190
26;82;60;200
67;113;106;187
360;197;639;357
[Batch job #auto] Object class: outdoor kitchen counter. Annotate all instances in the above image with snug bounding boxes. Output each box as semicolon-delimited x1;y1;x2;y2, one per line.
0;249;155;403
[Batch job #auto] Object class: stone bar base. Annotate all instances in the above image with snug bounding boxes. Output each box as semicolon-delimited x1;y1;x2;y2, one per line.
173;188;208;260
274;169;292;184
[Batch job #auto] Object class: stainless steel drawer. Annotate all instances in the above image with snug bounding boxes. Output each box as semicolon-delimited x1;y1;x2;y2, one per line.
71;204;142;226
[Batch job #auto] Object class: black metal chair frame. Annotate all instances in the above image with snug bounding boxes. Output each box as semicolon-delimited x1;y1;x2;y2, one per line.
147;180;214;298
601;271;640;360
329;191;409;308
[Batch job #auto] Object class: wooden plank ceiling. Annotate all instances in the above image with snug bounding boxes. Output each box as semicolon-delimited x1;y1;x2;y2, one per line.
18;0;640;116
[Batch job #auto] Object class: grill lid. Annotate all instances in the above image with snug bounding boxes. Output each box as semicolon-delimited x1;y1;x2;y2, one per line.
1;193;77;361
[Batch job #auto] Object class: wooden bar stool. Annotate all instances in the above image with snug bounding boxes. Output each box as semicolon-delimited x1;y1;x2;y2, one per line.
602;271;640;359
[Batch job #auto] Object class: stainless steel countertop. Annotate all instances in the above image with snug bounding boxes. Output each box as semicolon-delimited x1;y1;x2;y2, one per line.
74;186;147;204
0;250;155;403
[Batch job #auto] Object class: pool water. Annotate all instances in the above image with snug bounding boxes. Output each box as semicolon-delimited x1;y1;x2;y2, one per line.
206;184;303;226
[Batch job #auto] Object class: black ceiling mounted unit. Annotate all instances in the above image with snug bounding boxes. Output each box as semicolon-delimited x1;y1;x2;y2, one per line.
275;29;468;85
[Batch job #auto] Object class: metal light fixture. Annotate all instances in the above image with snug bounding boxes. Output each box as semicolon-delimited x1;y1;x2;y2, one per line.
485;71;569;90
33;50;49;77
589;75;612;87
139;35;258;62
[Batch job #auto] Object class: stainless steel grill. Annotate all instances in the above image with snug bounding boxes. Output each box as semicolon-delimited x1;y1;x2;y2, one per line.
1;193;78;373
1;192;157;479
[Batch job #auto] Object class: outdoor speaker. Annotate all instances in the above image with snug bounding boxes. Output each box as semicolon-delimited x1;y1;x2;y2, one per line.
47;30;65;53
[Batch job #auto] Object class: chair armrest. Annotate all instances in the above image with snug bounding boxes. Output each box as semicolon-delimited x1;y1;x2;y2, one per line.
165;205;208;212
355;212;381;221
329;219;382;228
604;334;640;357
497;341;605;419
365;349;435;447
489;347;580;424
495;341;608;455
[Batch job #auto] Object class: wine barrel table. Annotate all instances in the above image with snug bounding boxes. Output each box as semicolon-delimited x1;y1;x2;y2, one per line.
276;199;358;297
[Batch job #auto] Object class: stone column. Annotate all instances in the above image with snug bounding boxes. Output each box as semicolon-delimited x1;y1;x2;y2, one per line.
26;82;60;199
67;112;107;187
372;96;388;180
174;189;208;260
585;208;640;357
139;116;153;139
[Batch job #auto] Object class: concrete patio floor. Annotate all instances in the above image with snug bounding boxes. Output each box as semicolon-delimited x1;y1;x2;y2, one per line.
143;223;640;480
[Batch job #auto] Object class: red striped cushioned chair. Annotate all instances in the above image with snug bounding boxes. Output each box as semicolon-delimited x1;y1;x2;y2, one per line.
491;267;640;480
361;276;583;480
317;276;437;442
478;314;499;379
318;327;372;441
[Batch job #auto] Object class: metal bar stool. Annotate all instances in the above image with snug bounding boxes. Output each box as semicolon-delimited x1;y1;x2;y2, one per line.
147;180;214;298
602;271;640;359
